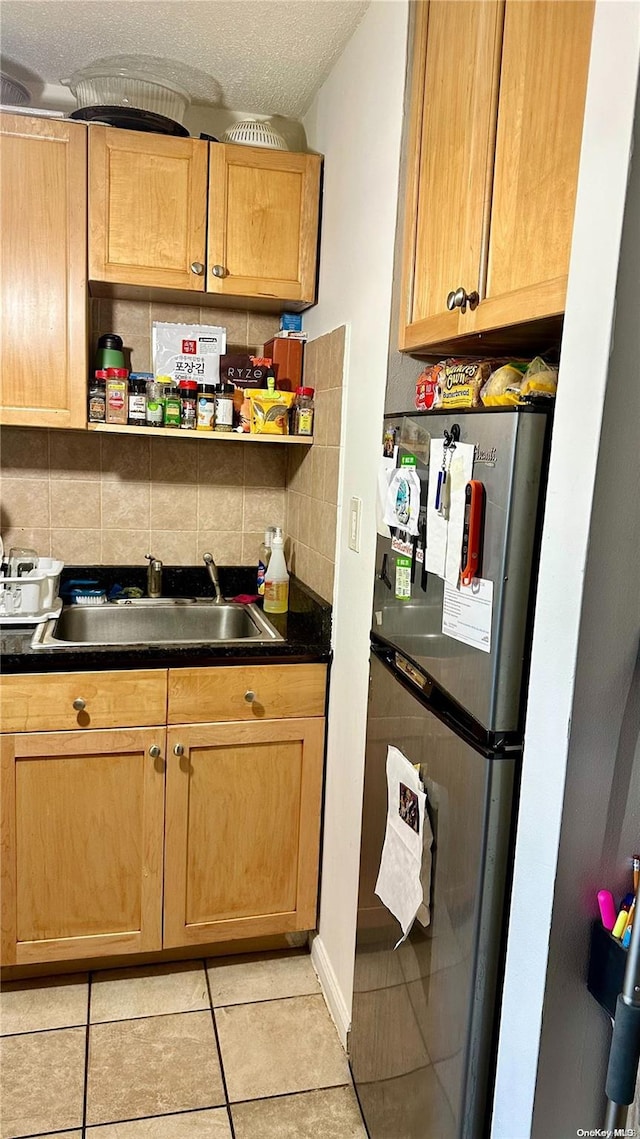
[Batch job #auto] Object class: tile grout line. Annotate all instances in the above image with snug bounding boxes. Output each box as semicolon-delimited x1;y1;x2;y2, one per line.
203;958;236;1139
227;1080;356;1109
348;1064;372;1139
76;1104;233;1134
1;1021;89;1039
16;1128;86;1139
81;971;92;1137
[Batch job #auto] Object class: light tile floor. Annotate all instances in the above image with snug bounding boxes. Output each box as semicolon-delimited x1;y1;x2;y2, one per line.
0;951;368;1139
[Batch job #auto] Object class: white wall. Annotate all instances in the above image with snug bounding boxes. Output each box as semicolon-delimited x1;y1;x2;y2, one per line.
302;0;409;1040
492;4;640;1135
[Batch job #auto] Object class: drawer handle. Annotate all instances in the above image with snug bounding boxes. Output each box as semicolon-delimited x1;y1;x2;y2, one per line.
190;261;204;275
212;264;227;278
73;697;86;712
149;744;161;759
173;743;184;757
244;690;256;704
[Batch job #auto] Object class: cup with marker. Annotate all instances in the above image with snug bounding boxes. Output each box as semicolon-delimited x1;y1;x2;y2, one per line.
598;855;639;945
621;855;640;948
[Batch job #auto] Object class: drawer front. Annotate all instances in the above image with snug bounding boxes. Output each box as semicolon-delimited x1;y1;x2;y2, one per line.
168;664;327;724
0;670;168;733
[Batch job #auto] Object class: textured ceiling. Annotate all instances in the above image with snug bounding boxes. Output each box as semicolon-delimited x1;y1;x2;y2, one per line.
1;0;369;117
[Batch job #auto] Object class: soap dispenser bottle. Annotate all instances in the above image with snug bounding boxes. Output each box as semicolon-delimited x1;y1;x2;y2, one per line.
263;528;289;614
257;527;275;596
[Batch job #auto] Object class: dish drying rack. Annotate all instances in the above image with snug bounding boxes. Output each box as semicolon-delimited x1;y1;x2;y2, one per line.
0;558;64;623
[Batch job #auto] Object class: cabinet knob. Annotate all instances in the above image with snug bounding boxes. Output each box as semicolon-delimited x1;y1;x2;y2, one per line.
190;261;204;275
73;697;86;712
244;690;256;704
446;287;479;313
173;743;184;757
149;744;161;759
212;264;227;278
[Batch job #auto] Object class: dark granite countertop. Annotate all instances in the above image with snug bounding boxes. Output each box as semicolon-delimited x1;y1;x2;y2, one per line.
1;566;332;675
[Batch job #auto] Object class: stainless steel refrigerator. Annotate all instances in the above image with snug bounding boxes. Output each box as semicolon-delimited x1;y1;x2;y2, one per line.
350;407;551;1139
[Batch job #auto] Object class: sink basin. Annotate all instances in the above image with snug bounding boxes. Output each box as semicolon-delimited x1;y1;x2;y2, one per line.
31;601;283;649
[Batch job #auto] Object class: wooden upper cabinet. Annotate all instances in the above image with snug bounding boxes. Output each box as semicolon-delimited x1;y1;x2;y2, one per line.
471;0;595;332
0;114;87;428
400;0;594;353
207;144;321;304
1;728;165;966
89;126;208;290
163;717;325;948
400;1;504;351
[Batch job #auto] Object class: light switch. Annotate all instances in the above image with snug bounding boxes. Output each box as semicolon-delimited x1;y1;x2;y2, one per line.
349;496;362;552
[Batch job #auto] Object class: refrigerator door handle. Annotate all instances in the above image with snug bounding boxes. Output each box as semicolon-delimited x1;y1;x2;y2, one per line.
420;516;428;592
394;650;434;697
378;551;392;591
410;533;419;585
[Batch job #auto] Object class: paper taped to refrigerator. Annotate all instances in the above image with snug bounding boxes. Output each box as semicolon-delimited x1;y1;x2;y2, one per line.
376;448;397;538
442;578;493;653
375;746;428;947
416;802;434;929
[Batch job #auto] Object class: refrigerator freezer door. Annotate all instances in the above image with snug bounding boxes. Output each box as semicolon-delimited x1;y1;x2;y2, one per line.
372;408;549;733
350;650;516;1139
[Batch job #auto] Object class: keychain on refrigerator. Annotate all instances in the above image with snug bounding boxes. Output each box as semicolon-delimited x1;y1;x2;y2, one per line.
435;426;458;519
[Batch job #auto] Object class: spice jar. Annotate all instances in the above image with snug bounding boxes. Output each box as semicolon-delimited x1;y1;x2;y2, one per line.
127;374;147;426
145;379;164;427
88;370;107;423
214;383;235;432
197;385;216;431
160;379;181;429
179;379;198;430
292;387;315;436
105;367;129;425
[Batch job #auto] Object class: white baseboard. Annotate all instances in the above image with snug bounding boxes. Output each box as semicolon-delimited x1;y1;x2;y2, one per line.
310;933;351;1050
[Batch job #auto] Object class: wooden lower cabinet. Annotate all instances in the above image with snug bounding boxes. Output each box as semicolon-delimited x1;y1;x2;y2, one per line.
163;718;325;948
1;728;165;966
0;664;327;969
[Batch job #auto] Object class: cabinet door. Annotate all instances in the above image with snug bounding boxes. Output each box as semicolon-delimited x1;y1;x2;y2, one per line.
399;1;504;352
207;144;321;305
1;728;165;966
468;0;594;334
0;114;87;428
89;127;208;290
164;718;325;948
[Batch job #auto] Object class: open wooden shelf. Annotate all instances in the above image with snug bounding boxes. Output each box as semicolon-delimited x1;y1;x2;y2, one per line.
88;423;313;445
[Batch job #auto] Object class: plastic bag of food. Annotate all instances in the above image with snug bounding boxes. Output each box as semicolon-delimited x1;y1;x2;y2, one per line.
440;359;493;409
248;388;295;434
521;357;558;399
481;362;528;406
415;362;443;410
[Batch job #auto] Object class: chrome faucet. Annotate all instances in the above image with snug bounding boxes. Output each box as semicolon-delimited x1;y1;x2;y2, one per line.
203;552;223;604
145;554;163;598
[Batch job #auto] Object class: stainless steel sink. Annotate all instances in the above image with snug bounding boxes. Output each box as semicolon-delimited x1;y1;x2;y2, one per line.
31;601;283;649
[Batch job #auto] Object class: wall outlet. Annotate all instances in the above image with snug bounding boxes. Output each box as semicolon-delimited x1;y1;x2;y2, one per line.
349;496;362;552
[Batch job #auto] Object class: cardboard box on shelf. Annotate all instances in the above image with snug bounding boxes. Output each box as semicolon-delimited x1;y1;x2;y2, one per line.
264;337;303;392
